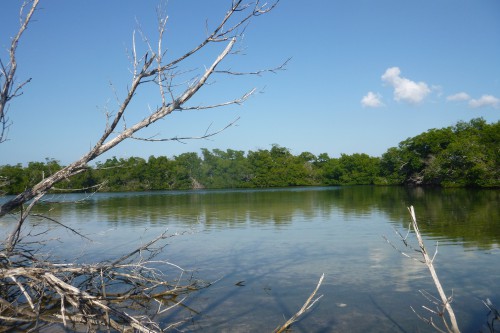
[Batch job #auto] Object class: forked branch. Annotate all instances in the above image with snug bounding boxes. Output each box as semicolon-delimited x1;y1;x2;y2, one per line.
273;273;324;333
0;0;40;142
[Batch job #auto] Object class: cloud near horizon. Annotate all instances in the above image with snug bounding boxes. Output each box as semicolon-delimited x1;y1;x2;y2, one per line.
381;67;431;104
469;95;500;108
361;91;384;108
447;92;500;108
363;68;499;110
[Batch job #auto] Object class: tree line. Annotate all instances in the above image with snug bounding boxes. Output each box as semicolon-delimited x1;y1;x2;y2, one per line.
1;118;498;194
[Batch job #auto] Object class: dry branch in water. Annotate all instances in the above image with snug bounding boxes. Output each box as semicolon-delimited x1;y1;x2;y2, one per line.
0;230;211;332
273;273;324;333
386;206;460;333
482;298;500;332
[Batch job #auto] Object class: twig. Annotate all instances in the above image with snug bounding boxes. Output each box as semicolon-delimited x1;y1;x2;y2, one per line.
31;214;93;241
131;117;241;143
273;273;324;333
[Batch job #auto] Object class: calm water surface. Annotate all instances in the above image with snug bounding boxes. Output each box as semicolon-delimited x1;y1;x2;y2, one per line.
2;186;499;332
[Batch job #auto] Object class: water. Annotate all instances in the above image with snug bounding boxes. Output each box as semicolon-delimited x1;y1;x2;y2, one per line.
1;186;499;332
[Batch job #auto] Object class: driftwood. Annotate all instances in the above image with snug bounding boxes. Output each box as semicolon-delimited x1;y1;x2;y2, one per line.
0;230;210;332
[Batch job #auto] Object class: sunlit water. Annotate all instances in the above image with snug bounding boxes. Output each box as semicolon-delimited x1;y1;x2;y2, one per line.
1;186;499;332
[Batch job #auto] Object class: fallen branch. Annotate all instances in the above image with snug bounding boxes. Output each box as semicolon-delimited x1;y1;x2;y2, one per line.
0;231;211;332
273;273;324;333
386;206;460;333
408;206;460;333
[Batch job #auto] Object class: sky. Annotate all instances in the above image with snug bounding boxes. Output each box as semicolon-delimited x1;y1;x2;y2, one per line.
1;0;499;166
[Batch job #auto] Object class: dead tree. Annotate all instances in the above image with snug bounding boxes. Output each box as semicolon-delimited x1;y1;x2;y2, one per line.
0;1;285;331
0;0;286;220
0;0;39;143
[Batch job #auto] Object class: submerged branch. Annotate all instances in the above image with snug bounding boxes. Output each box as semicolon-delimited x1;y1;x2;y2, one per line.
273;273;324;333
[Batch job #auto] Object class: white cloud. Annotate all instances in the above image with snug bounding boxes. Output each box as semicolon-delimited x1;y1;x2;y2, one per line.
361;91;384;108
381;67;431;104
447;92;471;102
469;94;500;108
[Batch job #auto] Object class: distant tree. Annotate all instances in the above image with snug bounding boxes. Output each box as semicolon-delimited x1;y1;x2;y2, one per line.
146;155;175;190
201;148;251;188
173;152;203;189
379;118;499;187
320;153;380;185
3;118;497;194
0;163;27;194
247;148;275;187
297;151;320;185
379;147;407;184
247;145;303;187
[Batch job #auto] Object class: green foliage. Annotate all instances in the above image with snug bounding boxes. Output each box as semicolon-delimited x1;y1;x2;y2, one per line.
1;118;498;194
201;148;251;188
0;164;27;194
380;118;499;187
247;145;318;187
319;154;381;185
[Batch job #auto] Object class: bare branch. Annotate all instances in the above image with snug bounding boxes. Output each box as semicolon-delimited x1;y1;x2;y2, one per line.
382;229;424;263
0;0;40;143
273;273;324;333
153;1;279;72
1;1;283;219
30;214;93;242
5;192;45;254
0;38;233;217
216;57;291;76
406;206;460;333
131;117;240;143
386;206;461;332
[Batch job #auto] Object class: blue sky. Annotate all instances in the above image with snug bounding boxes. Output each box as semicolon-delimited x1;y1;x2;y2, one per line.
1;0;499;166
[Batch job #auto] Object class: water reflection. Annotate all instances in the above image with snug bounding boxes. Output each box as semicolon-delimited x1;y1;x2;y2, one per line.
31;186;500;248
2;186;499;332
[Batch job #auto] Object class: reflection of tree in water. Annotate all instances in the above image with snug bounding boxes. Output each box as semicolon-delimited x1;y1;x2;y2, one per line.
30;187;500;247
386;187;500;249
328;186;500;249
